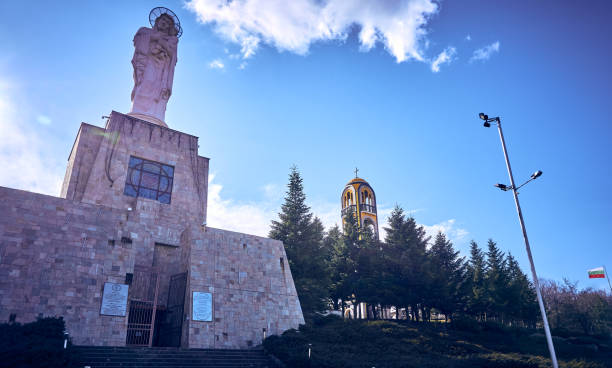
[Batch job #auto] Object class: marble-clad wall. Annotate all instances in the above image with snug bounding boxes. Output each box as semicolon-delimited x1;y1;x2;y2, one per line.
0;111;303;348
187;227;304;349
0;187;133;346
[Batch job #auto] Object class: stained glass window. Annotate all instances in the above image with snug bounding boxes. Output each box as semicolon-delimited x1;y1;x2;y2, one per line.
124;156;174;204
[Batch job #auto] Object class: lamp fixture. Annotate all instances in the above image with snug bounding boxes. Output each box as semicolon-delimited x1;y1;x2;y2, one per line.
531;170;543;179
494;183;511;191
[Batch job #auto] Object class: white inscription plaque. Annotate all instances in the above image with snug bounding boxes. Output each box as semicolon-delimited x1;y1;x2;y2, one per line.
100;282;129;316
192;292;212;321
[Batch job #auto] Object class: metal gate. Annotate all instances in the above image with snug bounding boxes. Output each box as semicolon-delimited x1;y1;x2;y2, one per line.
126;267;159;346
159;272;187;347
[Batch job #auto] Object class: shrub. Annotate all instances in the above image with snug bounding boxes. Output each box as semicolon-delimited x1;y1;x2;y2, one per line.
0;317;75;368
264;318;611;368
450;316;482;333
312;313;342;327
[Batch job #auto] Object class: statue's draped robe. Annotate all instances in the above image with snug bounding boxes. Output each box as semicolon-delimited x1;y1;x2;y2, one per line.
130;26;178;125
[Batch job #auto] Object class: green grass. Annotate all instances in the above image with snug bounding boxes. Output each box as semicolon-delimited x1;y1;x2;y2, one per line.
263;316;611;368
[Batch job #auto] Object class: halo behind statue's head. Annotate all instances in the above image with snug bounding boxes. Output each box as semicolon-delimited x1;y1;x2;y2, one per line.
149;7;182;38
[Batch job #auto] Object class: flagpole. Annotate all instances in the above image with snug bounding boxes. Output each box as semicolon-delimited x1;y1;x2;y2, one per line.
604;265;612;294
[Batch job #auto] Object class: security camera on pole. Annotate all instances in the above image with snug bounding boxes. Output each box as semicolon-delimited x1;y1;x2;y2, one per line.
478;112;559;368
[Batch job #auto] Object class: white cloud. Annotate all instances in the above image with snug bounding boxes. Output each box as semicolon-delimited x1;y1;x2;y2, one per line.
422;219;469;244
206;176;350;237
262;183;283;202
311;200;342;230
36;114;52;125
375;207;467;245
470;41;500;62
205;174;470;249
206;174;346;237
186;0;439;63
430;46;456;73
0;81;63;196
206;174;278;236
208;59;225;69
372;205;393;239
465;34;471;41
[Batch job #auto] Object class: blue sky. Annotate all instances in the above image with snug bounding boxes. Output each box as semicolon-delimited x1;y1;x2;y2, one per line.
1;0;610;291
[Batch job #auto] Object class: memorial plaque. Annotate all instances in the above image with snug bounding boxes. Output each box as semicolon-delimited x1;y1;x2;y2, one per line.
100;282;129;316
192;292;212;321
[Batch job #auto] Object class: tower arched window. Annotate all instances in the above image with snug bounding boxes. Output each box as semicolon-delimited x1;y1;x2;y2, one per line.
362;189;372;206
345;191;354;207
363;218;376;235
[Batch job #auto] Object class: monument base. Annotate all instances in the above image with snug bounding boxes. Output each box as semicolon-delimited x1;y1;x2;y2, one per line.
128;112;168;127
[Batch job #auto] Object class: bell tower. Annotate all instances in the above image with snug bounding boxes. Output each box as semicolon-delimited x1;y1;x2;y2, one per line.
341;169;379;239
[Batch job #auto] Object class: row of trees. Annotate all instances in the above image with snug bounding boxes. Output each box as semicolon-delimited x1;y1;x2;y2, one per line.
541;279;612;336
270;168;610;333
324;205;539;325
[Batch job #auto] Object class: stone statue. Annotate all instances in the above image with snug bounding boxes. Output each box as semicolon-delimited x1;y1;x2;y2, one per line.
129;9;181;127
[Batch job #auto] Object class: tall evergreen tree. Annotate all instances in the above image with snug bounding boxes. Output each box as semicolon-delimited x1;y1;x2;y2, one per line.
269;166;329;316
506;253;538;326
466;241;487;319
374;206;406;314
324;225;343;311
485;239;509;321
383;206;430;321
427;232;466;321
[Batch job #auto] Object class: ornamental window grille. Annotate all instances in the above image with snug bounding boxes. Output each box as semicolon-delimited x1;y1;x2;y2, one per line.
124;156;174;204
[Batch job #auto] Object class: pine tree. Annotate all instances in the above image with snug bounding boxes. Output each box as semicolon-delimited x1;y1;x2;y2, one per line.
506;253;538;326
324;225;343;311
466;241;487;319
355;224;384;319
269;166;329;316
485;239;509;321
383;206;430;321
427;232;466;321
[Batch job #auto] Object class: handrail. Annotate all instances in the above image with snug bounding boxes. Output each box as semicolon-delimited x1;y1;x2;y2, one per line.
342;203;376;214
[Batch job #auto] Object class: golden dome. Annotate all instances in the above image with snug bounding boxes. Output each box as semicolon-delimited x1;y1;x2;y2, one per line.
347;177;369;185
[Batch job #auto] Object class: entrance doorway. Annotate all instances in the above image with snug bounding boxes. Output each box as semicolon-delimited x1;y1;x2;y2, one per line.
125;268;187;347
126;267;159;346
157;272;188;347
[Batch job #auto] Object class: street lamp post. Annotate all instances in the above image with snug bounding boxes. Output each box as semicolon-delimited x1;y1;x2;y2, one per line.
479;113;559;368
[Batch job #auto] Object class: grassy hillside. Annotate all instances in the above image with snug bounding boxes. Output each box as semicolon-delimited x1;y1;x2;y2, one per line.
263;316;611;368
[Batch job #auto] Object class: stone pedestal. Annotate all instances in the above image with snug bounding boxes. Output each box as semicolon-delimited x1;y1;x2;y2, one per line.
127;112;168;127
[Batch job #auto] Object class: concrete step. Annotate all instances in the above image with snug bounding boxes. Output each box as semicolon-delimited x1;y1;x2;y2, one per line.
71;346;273;368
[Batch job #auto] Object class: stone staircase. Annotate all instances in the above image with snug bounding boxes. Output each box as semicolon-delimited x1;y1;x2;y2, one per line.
71;346;275;368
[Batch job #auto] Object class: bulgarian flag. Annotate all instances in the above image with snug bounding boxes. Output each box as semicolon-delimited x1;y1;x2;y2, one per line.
588;267;605;279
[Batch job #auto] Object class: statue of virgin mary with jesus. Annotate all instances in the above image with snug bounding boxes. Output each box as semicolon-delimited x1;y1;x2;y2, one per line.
129;8;181;127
